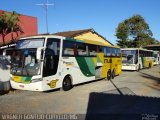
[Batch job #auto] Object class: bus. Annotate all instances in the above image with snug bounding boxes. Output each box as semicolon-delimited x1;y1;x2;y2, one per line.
121;48;154;71
10;35;122;91
153;51;160;65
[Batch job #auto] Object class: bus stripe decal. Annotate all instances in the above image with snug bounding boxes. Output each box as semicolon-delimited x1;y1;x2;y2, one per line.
12;76;32;84
75;57;94;77
84;57;96;75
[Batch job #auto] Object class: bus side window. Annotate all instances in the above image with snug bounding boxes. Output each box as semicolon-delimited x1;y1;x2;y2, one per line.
97;46;102;53
47;38;60;55
116;48;121;57
77;42;87;56
111;48;116;56
102;47;106;56
88;44;97;57
139;50;142;57
106;47;111;57
63;41;76;56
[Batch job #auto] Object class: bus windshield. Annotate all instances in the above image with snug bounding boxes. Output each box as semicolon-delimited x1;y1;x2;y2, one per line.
122;54;134;64
10;49;41;76
16;38;44;49
153;53;157;58
122;50;137;64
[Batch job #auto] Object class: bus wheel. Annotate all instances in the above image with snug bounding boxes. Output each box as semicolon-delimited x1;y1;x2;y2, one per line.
107;70;112;80
148;63;151;69
62;75;72;91
137;64;141;71
112;70;115;79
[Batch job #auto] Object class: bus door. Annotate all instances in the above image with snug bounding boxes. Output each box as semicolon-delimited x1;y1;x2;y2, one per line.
42;38;60;88
102;47;112;79
95;53;104;79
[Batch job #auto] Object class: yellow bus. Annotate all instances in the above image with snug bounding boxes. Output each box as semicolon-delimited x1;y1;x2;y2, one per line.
122;48;154;71
10;35;122;91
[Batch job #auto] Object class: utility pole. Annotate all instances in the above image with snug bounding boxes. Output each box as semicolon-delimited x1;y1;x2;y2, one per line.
36;0;54;33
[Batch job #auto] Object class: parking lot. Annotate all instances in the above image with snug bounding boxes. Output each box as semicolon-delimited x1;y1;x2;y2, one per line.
0;65;160;119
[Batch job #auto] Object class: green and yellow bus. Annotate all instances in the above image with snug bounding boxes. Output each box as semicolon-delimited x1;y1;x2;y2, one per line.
122;48;154;71
10;35;122;91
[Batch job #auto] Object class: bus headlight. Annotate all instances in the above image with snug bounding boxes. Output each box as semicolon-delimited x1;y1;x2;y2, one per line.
31;78;43;83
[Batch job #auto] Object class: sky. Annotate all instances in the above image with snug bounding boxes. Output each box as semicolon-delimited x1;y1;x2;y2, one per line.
1;0;160;45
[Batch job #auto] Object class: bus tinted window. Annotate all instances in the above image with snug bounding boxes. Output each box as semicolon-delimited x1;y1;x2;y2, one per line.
139;50;153;57
111;48;116;56
63;41;76;56
43;38;60;77
149;51;153;57
88;44;97;56
97;46;103;52
106;47;111;56
77;42;87;56
116;48;121;57
47;38;60;55
102;47;106;56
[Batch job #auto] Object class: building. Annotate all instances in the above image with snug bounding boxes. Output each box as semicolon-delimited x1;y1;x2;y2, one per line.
0;10;38;54
54;28;113;46
144;44;160;52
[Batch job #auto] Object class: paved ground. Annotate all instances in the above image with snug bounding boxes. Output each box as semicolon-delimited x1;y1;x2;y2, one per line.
0;65;160;120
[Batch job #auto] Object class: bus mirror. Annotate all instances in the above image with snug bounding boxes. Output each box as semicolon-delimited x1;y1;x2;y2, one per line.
3;51;6;56
3;49;6;56
37;47;44;60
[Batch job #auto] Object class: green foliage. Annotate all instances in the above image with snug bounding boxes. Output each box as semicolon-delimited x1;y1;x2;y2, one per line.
116;15;157;48
116;22;128;40
0;11;23;45
0;12;11;44
116;22;129;48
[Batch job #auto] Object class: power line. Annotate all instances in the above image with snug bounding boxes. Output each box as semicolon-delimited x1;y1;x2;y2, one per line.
36;0;54;33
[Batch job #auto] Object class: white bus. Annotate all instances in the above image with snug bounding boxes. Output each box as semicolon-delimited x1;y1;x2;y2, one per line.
10;35;122;91
122;48;154;71
153;51;160;65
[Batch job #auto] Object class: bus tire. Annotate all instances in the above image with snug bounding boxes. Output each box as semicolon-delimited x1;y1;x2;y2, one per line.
112;70;115;79
107;70;112;80
137;64;141;71
148;63;151;69
62;75;72;91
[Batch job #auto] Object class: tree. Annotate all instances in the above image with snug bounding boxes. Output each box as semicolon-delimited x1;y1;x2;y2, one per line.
0;11;23;45
0;12;11;45
116;22;129;48
8;11;23;42
116;15;156;48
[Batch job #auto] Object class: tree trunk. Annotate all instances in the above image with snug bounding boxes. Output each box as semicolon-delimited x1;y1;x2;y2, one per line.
11;32;15;43
2;35;5;45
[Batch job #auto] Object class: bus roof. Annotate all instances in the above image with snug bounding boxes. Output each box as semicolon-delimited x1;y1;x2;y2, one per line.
121;48;153;52
19;35;119;48
20;34;65;40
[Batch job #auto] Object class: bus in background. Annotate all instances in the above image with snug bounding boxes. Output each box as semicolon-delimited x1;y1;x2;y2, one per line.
153;51;160;65
122;48;154;71
10;35;122;91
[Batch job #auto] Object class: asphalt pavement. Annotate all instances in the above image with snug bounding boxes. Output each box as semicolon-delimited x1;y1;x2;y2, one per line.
0;65;159;120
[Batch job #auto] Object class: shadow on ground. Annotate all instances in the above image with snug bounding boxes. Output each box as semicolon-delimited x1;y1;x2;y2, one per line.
86;92;160;120
0;91;9;96
139;71;160;84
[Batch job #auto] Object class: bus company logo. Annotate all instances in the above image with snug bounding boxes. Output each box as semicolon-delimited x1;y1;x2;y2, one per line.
104;59;112;63
63;61;74;66
49;80;58;88
12;76;21;82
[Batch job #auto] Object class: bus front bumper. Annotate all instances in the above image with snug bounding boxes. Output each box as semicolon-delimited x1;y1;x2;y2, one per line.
10;80;51;91
122;65;137;71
